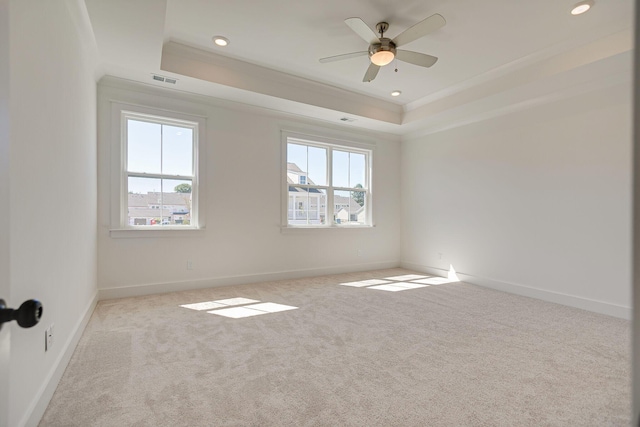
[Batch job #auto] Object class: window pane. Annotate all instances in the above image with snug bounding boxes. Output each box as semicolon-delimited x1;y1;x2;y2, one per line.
128;176;162;194
162;125;193;176
332;150;349;188
349;153;366;189
127;177;192;226
333;190;349;224
284;137;371;227
287;143;307;182
288;186;326;226
334;190;365;225
162;179;192;226
127;177;162;226
350;190;366;225
127;120;161;174
307;146;327;186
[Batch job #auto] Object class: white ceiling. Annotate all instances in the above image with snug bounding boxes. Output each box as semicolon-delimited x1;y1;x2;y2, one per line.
85;0;634;136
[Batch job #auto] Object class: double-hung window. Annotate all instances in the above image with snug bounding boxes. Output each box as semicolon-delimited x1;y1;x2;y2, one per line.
119;108;202;230
284;133;372;227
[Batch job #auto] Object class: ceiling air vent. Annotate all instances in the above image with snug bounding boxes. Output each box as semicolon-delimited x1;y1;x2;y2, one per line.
152;74;177;84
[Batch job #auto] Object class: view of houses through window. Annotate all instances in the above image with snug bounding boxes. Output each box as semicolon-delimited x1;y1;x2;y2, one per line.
127;185;191;226
286;139;370;226
125;114;196;227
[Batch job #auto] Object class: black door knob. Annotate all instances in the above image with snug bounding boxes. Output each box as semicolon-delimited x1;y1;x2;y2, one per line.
0;299;43;330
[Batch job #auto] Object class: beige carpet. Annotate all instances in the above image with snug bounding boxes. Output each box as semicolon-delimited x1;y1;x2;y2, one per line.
40;269;630;426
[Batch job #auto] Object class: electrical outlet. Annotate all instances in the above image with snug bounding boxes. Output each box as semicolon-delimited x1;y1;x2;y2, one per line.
45;324;54;352
357;249;362;257
438;253;443;260
187;260;193;270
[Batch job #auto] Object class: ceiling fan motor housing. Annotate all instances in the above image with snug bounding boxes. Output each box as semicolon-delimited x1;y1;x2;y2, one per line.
368;38;397;60
318;15;445;81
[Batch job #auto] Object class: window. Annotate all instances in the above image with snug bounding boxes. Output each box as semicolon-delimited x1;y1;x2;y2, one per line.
284;134;371;227
111;104;205;234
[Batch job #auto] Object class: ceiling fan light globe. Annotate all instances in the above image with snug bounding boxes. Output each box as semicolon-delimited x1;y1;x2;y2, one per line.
370;51;395;66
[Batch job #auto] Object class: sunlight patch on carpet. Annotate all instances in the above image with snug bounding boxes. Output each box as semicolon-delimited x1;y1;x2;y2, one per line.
384;274;429;281
180;301;227;311
388;282;429;290
367;284;409;292
215;297;261;306
208;303;298;318
339;275;438;292
368;282;429;292
339;279;393;288
360;279;393;285
180;297;260;311
208;307;267;318
181;297;298;319
245;302;298;313
411;277;455;285
339;281;374;288
339;279;395;288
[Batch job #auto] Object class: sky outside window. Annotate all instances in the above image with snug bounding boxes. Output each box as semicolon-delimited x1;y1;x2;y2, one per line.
288;143;364;188
127;119;194;194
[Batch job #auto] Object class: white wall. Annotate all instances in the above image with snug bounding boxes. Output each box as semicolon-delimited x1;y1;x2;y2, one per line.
8;1;98;425
632;0;640;421
97;80;402;298
401;82;632;319
0;0;10;425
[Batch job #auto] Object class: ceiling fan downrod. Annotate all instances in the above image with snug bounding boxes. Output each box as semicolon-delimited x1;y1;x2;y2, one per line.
369;23;396;67
376;22;389;37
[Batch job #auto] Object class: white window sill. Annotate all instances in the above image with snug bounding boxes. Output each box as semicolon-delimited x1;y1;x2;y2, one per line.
280;225;375;234
110;227;206;238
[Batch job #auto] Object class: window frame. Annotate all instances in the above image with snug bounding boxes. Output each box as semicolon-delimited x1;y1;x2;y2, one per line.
109;102;206;237
281;131;373;229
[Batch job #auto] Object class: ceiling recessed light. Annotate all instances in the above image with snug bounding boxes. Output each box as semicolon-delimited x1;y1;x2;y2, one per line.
571;1;593;15
212;36;229;47
391;90;402;97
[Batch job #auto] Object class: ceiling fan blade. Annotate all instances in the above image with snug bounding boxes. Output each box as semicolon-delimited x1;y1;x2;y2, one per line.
393;13;446;47
345;18;380;44
362;63;380;82
319;51;368;63
395;50;438;68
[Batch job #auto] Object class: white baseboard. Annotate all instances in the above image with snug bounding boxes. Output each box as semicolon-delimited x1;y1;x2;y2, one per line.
24;291;98;427
99;260;401;300
401;261;632;320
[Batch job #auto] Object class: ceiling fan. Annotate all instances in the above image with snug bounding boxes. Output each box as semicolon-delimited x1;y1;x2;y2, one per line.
319;14;446;82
